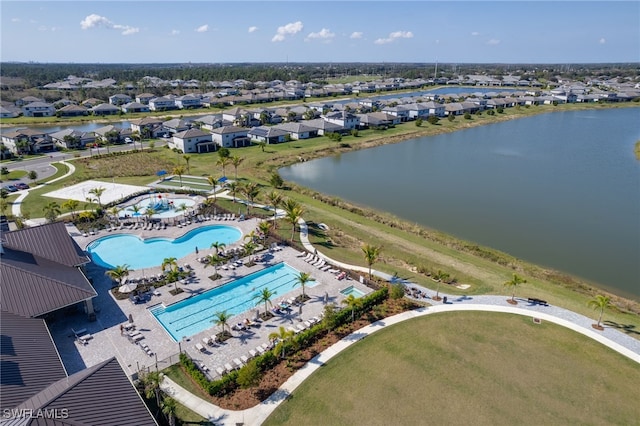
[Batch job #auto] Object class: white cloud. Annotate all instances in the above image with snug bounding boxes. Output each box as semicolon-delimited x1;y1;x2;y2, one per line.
195;24;209;33
374;30;413;45
170;29;180;36
599;38;606;45
248;26;258;33
350;31;363;39
80;14;139;36
38;25;47;32
272;21;303;42
487;38;500;45
471;31;480;36
306;28;335;41
11;18;21;23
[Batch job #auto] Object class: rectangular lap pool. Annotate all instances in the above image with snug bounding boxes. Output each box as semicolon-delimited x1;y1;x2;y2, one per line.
150;262;311;341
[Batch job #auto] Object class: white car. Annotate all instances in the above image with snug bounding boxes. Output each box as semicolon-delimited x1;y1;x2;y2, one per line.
124;137;133;144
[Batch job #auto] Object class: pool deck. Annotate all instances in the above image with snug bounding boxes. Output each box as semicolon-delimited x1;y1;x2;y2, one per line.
51;218;370;377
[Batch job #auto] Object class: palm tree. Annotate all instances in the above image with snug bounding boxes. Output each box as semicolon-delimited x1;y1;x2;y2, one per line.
258;221;272;243
258;141;266;152
264;190;283;227
106;264;130;286
182;154;191;174
342;294;362;322
166;268;181;292
588;294;612;329
268;326;295;358
231;155;243;180
131;204;141;222
161;396;177;426
88;187;106;209
213;310;231;335
161;257;178;273
108;206;121;222
282;198;304;241
203;253;223;278
504;273;527;304
244;229;258;244
210;241;226;255
61;199;80;221
254;288;276;318
216;156;230;178
361;244;381;279
206;175;218;201
43;201;61;223
227;181;239;202
294;272;315;299
243;241;257;257
142;371;162;408
144;207;156;223
172;165;186;187
240;182;261;214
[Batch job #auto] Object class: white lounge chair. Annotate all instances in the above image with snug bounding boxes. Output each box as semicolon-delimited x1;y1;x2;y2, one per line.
196;343;206;352
215;366;226;376
233;358;244;368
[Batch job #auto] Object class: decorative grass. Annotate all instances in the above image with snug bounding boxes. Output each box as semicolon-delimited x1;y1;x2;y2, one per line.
265;311;640;425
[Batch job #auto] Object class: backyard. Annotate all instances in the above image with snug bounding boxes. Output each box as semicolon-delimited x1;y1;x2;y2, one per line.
264;311;640;425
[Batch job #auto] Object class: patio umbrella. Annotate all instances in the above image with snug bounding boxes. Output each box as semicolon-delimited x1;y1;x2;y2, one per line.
119;282;138;293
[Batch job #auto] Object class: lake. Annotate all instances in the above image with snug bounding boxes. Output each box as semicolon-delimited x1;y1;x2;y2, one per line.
280;108;640;300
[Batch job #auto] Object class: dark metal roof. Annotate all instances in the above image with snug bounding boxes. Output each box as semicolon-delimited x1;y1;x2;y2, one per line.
0;251;97;317
17;357;158;426
2;222;89;268
0;311;68;411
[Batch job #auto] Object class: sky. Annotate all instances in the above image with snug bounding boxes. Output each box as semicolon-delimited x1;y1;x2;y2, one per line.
1;1;639;64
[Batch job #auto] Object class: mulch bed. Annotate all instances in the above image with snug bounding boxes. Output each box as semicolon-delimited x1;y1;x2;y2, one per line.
177;298;418;410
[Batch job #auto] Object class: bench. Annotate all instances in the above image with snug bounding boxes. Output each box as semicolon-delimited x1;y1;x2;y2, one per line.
527;298;548;306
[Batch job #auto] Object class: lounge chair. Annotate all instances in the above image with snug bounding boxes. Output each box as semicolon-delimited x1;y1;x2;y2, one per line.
255;345;265;355
224;362;235;372
196;343;206;352
249;349;258;358
203;337;213;346
150;286;161;297
240;355;249;364
233;358;244;368
215;366;226;376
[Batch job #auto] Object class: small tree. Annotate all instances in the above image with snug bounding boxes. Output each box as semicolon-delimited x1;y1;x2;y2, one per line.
106;264;130;287
61;199;80;221
503;273;527;304
213;310;231;335
361;244;381;279
88;187;106;209
236;360;261;389
182;154;191;174
231;155;243;180
172;165;185;187
43;201;61;223
269;172;284;189
427;115;439;125
28;170;38;185
342;294;362;322
283;198;304;241
264;190;283;227
415;118;423;127
254;288;276;318
268;326;295;359
161;396;177;426
588;294;612;329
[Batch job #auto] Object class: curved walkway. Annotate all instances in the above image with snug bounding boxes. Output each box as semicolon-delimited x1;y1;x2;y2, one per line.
160;216;640;425
11;160;76;226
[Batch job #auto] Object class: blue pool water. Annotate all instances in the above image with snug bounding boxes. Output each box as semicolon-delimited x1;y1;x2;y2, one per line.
150;262;311;341
86;225;241;269
340;286;365;298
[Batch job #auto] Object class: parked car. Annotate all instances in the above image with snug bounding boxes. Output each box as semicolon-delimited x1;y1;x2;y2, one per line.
124;137;133;144
14;182;30;190
3;185;18;192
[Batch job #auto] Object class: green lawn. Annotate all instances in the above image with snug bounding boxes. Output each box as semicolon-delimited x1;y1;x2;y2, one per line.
265;312;640;426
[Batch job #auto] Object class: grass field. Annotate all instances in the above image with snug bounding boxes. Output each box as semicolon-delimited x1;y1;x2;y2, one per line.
264;311;640;426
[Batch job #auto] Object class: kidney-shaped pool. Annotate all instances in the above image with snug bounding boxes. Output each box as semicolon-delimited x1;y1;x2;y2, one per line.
86;225;241;269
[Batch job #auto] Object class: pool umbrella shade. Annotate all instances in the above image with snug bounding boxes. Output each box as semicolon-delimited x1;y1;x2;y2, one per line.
119;282;138;293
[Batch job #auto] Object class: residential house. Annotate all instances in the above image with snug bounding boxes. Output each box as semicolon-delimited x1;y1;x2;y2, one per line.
304;118;345;135
211;125;251;148
108;93;133;106
135;93;156;104
357;112;401;128
49;129;96;149
163;118;191;135
323;111;360;130
15;96;45;107
148;96;176;111
130;117;165;137
170;128;216;153
91;103;121;116
381;105;411;122
58;104;89;116
222;107;249;124
81;98;105;108
94;124;132;144
0;105;21;118
22;101;56;117
248;126;289;144
197;114;226;131
272;122;317;140
175;94;202;109
1;128;54;155
121;102;150;113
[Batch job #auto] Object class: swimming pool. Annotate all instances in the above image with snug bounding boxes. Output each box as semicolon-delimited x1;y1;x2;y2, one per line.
119;196;196;219
340;285;366;298
86;225;241;269
150;262;311;341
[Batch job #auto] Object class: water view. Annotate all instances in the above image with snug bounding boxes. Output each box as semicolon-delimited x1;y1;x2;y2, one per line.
281;108;640;299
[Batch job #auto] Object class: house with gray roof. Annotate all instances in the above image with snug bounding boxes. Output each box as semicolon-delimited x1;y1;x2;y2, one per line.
272;122;317;140
148;96;176;111
170;128;216;153
175;94;202;109
357;112;401;128
108;93;133;106
94;124;132;144
248;126;288;144
211;126;250;148
121;101;150;113
22;102;55;117
323;110;360;130
304;118;345;135
58;104;89;117
91;103;121;116
1;128;54;155
135;93;156;104
49;129;96;149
